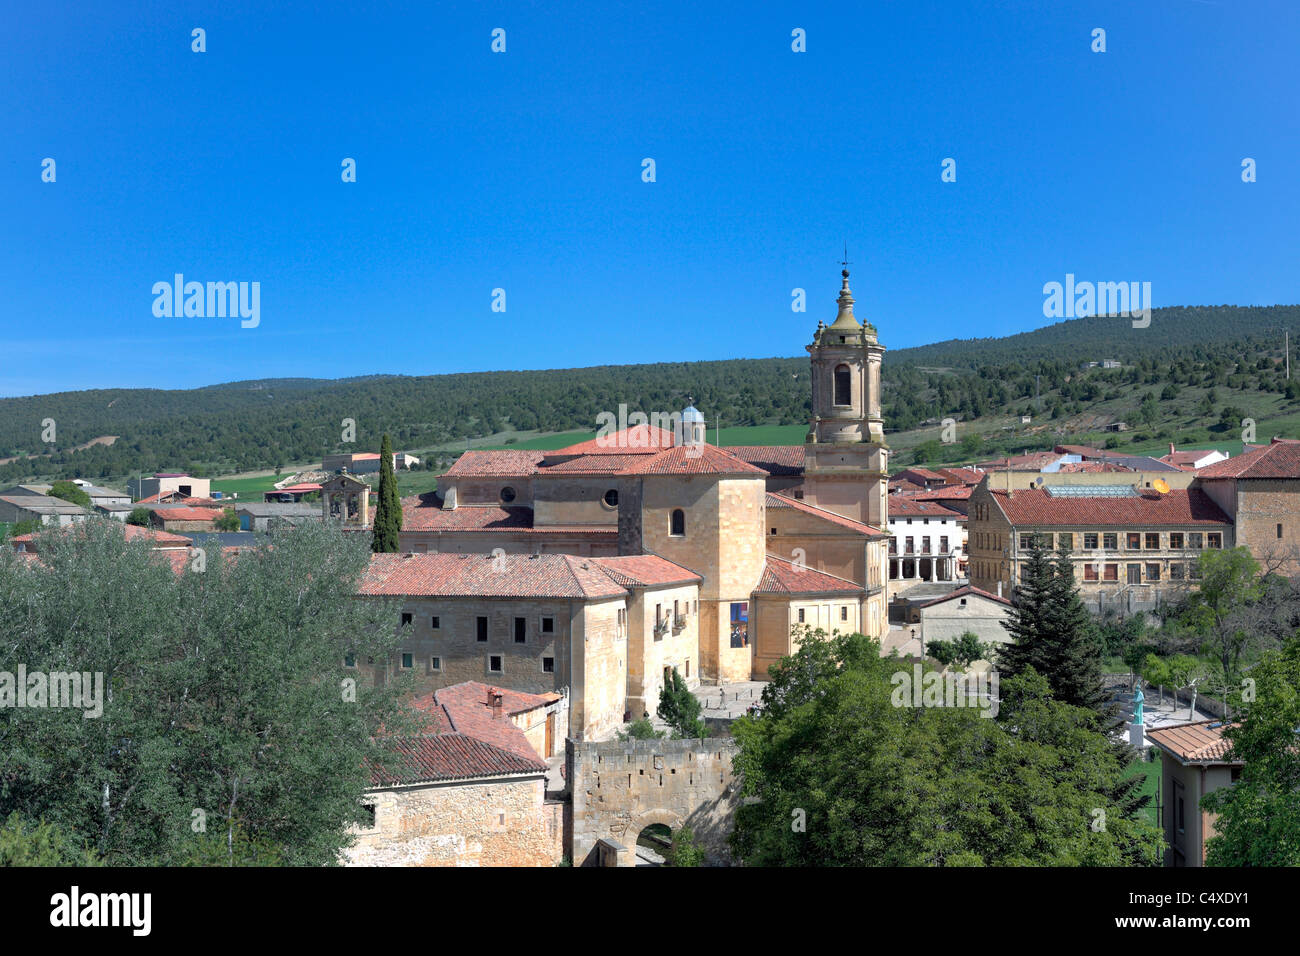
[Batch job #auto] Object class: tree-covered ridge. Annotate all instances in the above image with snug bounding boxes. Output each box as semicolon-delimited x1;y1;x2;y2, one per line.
3;303;1298;482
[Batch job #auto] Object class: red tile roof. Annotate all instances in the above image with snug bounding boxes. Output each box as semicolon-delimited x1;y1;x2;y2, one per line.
442;450;547;478
896;467;947;482
540;454;646;475
766;492;887;536
550;425;677;457
934;467;986;485
755;554;863;595
1197;438;1300;479
591;555;702;589
912;485;975;501
399;495;616;535
373;733;546;786
1056;461;1134;473
154;508;223;522
976;452;1066;470
430;682;556;762
626;444;767;476
10;523;193;549
360;552;628;599
989;487;1231;527
1146;720;1241;764
918;584;1011;609
888;496;962;519
723;446;805;477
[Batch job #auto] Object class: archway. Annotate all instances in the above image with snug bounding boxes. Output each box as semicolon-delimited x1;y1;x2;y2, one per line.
631;809;685;867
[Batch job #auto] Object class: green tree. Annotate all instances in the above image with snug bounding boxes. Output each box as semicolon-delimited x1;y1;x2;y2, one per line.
998;542;1108;715
926;631;993;669
1141;653;1172;707
214;507;241;532
371;433;402;553
658;668;705;738
617;718;664;741
1203;637;1300;866
1182;547;1262;684
48;480;92;509
666;825;705;867
0;813;102;866
126;507;152;527
0;520;421;865
730;630;1163;866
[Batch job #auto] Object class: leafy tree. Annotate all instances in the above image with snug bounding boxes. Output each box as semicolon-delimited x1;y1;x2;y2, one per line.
1142;653;1172;707
48;480;92;509
1203;637;1300;866
0;813;102;866
658;668;705;738
0;520;421;865
126;507;152;527
1182;547;1263;683
925;631;993;669
730;630;1163;866
214;507;240;532
371;433;401;553
617;718;664;741
666;825;705;867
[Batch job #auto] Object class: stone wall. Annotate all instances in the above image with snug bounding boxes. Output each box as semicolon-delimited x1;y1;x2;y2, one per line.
344;773;563;867
568;737;742;866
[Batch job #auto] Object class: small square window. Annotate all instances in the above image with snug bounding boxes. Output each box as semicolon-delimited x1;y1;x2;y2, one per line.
489;655;503;673
344;653;356;668
541;617;555;634
430;656;442;671
400;612;413;626
400;652;413;669
431;616;440;629
361;802;376;829
543;656;555;673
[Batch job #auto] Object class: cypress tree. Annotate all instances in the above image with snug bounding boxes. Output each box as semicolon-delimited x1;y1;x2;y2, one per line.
371;433;401;553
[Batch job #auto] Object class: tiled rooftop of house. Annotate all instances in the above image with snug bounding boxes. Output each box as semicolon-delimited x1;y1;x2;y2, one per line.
887;496;963;519
360;552;630;599
766;492;887;536
399;494;617;535
590;555;702;589
988;487;1231;526
1146;720;1241;764
918;584;1011;608
1198;438;1300;479
722;446;805;476
755;554;864;595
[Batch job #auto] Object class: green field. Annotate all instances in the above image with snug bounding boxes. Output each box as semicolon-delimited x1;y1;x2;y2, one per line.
1127;750;1163;828
207;474;287;498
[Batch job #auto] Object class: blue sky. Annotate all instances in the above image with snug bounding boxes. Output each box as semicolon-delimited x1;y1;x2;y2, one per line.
2;0;1297;397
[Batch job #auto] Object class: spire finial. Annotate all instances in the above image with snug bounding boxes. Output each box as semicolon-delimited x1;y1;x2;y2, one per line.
841;242;850;277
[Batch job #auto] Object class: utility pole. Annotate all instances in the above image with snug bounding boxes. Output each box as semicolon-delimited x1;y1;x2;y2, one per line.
1286;328;1290;380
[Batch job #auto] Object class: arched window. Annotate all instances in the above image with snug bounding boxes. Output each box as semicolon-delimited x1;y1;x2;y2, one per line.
833;364;852;406
670;508;685;536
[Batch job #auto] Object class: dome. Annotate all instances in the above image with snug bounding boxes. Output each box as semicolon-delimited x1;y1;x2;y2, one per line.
681;405;705;423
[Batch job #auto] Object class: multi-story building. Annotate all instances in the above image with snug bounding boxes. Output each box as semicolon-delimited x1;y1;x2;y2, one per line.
886;495;965;595
1196;438;1300;576
967;478;1233;613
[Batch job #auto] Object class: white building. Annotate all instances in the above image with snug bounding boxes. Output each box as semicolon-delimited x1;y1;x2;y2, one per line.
887;496;965;594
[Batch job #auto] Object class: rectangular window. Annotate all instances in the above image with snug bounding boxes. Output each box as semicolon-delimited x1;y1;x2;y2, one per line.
1083;564;1099;581
1169;563;1184;580
542;656;554;673
1278;523;1284;539
1169;532;1184;549
488;655;503;673
1058;532;1073;550
1146;563;1161;581
1103;563;1119;581
430;656;442;671
1189;533;1204;550
1145;533;1160;550
1189;563;1203;581
921;536;930;554
1103;533;1118;550
541;616;554;634
1126;533;1141;550
1127;564;1141;584
1084;532;1099;549
344;653;356;668
840;606;848;621
476;616;488;642
431;616;440;630
400;612;413;626
939;535;949;553
797;608;805;623
361;802;376;829
401;652;413;669
514;617;526;643
1207;532;1222;549
1019;533;1034;550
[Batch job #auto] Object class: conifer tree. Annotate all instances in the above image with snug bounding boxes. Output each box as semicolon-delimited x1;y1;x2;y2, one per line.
371;433;401;553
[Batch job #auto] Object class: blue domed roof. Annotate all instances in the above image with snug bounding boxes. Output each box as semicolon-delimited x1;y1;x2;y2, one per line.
681;405;705;423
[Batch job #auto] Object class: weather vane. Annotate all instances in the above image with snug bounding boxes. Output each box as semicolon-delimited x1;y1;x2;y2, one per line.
841;242;850;271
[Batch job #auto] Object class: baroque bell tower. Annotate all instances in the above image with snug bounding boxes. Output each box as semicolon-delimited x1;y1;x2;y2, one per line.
801;261;888;528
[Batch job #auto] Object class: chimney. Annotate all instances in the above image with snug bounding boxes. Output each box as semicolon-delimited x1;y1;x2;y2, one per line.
1169;443;1175;456
490;690;503;718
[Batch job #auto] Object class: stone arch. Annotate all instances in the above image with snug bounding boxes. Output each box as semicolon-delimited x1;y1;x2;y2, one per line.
632;808;685;834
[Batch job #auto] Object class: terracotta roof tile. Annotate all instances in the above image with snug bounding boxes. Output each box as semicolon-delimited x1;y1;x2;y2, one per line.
722;446;805;477
373;733;546;786
989;487;1230;527
626;444;767;476
766;492;887;536
1197;439;1300;479
591;555;702;588
399;495;615;535
1146;720;1241;764
550;425;677;457
360;552;628;599
918;584;1011;608
888;496;963;519
755;554;863;595
442;450;547;478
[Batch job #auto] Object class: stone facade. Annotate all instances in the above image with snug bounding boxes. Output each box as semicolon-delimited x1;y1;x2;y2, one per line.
344;773;563;867
624;581;701;718
1200;477;1300;576
568;737;741;866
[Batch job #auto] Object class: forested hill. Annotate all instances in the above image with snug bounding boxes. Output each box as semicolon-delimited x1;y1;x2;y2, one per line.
2;302;1297;483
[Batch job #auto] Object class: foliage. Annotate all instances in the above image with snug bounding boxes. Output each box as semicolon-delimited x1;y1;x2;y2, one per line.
214;507;241;532
657;668;706;739
0;519;422;865
926;631;993;669
371;433;401;553
0;812;102;866
617;718;665;741
126;507;152;526
48;480;92;508
666;825;705;867
1181;548;1264;684
730;630;1164;866
1203;637;1300;866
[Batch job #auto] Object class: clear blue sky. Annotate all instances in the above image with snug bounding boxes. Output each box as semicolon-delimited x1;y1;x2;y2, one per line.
3;0;1296;397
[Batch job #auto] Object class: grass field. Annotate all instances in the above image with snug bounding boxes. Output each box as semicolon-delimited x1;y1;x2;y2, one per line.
207;474;287;498
1127;749;1163;828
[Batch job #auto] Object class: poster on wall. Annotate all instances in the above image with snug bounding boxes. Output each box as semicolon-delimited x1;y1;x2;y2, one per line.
730;602;748;648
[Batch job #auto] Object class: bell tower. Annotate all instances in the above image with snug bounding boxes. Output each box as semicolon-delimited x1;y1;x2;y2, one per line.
801;260;888;527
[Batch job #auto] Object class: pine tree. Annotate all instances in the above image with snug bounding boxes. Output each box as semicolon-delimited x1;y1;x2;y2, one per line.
371;433;401;553
998;541;1107;714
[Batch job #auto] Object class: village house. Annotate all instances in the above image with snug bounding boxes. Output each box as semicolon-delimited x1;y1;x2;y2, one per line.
886;495;966;595
1195;438;1300;576
0;493;92;527
1145;719;1243;868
